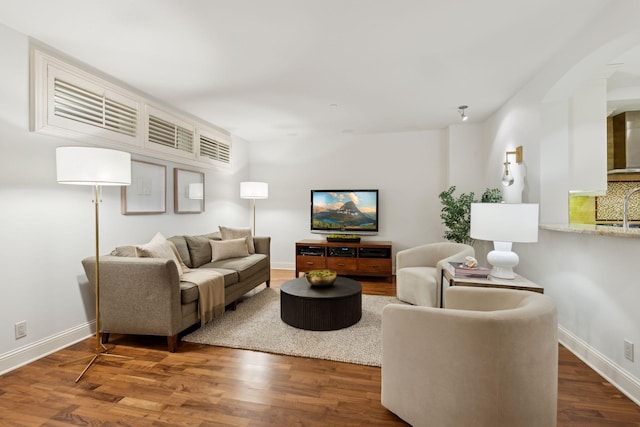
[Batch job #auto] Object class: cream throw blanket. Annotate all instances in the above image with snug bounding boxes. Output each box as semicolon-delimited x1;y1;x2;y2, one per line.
181;270;225;326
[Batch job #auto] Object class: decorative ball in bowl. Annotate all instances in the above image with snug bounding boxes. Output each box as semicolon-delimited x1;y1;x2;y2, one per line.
305;269;337;287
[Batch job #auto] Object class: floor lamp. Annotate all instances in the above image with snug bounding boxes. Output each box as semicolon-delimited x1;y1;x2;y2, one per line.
56;146;132;382
240;181;268;234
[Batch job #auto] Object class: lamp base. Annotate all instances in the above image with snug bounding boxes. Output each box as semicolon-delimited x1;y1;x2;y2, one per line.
487;241;519;280
60;336;132;382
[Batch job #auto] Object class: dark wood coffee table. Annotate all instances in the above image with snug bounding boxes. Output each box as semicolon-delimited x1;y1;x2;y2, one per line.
280;276;362;331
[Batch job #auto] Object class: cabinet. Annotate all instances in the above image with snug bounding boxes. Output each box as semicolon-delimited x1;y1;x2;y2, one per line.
295;240;392;282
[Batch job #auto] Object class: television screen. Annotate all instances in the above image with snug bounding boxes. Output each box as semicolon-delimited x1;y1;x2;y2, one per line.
310;190;378;233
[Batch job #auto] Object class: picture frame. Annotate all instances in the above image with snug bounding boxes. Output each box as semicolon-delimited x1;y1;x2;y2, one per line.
174;168;205;214
121;160;167;215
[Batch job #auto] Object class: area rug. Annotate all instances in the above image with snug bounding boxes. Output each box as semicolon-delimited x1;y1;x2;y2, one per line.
182;287;405;367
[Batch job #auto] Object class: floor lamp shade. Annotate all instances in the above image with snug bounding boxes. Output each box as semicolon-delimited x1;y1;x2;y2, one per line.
470;203;539;279
240;181;268;199
56;147;131;185
240;182;268;234
55;146;131;382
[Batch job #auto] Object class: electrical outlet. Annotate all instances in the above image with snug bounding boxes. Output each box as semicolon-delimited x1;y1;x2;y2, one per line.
624;339;634;362
15;321;27;339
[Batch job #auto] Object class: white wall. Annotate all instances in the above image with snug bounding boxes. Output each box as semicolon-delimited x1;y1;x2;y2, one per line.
0;23;251;372
483;2;640;403
248;129;475;268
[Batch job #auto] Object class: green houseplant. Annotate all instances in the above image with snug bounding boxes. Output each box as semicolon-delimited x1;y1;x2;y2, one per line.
438;186;502;245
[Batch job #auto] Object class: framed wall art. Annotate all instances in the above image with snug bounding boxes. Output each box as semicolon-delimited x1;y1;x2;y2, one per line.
121;160;167;215
174;168;205;213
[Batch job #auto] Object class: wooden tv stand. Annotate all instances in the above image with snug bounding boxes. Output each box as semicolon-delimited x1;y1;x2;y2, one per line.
295;239;392;282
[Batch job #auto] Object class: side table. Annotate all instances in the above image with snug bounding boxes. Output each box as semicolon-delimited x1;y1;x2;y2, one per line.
441;266;543;308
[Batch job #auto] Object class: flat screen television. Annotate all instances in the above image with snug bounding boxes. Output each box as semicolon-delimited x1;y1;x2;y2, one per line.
310;189;379;233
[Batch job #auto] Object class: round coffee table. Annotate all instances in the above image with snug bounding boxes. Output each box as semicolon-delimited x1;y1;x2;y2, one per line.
280;276;362;331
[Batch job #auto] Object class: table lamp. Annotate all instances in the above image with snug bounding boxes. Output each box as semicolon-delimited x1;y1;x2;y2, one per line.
470;203;539;279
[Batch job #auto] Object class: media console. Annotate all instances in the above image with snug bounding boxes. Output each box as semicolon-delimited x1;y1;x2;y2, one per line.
295;239;392;282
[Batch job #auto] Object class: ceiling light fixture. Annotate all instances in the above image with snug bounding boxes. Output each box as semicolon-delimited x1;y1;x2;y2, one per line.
458;105;469;122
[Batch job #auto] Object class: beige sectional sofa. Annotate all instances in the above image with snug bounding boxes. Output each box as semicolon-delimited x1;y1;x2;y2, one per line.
81;231;270;352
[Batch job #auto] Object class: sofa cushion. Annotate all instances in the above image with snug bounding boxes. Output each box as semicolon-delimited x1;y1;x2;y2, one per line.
219;226;255;254
185;235;213;268
168;236;192;268
180;281;199;304
210;238;249;261
203;253;268;282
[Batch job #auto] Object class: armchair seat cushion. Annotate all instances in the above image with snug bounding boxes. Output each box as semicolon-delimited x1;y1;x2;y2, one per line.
396;267;437;307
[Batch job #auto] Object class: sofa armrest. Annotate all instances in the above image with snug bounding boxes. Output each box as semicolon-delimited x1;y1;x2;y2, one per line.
81;255;184;336
253;236;271;256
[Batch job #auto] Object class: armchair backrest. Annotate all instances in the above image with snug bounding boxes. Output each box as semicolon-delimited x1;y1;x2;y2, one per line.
382;286;558;427
396;242;474;269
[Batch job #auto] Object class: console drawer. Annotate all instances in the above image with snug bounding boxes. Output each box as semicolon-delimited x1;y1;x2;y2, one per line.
327;257;358;272
358;258;391;274
297;256;326;271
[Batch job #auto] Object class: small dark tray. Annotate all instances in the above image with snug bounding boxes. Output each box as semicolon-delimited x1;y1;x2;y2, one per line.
326;237;361;243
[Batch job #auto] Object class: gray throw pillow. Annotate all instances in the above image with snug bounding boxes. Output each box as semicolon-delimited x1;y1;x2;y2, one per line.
185;235;213;268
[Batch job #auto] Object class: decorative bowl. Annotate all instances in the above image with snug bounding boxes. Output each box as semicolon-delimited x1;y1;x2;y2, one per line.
305;269;337;287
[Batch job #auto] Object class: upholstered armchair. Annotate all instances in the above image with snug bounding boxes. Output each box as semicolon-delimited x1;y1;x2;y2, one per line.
382;286;558;427
395;242;474;307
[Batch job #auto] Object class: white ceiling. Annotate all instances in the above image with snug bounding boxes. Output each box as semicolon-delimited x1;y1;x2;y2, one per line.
0;0;622;143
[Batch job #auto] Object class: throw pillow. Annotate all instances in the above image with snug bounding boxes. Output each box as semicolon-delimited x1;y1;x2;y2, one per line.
219;226;255;254
168;240;191;274
136;232;185;278
184;235;213;268
210;238;249;261
111;245;137;257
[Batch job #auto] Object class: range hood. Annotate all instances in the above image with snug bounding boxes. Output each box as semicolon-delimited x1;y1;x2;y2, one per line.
609;111;640;174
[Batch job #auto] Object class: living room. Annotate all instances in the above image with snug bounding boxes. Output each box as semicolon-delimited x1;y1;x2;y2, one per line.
1;0;640;424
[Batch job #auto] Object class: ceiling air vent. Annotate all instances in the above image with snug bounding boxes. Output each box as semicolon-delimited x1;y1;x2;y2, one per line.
148;114;194;154
53;78;137;137
200;134;231;164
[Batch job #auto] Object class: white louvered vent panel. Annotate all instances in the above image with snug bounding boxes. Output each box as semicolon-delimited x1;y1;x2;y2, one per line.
53;79;137;137
177;126;194;153
148;114;194;154
200;134;231;164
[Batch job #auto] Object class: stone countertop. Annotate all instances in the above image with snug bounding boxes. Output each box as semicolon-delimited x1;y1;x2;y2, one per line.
540;223;640;239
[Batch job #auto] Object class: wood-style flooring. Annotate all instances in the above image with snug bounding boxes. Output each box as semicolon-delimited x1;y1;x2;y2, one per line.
0;269;638;426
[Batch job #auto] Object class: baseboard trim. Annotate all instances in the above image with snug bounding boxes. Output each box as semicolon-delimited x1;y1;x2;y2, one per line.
271;262;295;270
0;321;94;376
559;326;640;405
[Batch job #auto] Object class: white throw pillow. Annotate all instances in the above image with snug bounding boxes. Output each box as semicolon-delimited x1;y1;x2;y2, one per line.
210;238;250;261
219;226;255;254
136;232;186;278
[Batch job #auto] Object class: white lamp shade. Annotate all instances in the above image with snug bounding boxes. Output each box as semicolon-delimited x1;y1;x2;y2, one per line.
56;147;131;186
470;203;539;243
240;181;268;199
188;182;204;199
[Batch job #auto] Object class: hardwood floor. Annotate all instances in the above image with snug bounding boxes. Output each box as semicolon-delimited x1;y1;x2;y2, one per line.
0;269;638;426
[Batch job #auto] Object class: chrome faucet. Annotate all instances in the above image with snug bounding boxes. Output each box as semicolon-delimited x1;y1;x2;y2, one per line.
623;187;640;230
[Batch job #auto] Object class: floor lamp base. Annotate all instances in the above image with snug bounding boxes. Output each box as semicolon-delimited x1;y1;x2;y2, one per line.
60;339;132;382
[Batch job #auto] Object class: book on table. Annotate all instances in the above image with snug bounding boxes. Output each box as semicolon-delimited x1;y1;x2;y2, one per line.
448;262;491;278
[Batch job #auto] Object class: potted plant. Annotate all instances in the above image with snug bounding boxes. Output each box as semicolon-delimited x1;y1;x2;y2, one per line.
438;186;502;245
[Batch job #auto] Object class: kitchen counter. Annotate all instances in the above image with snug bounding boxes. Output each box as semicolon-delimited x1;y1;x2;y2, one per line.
540;223;640;239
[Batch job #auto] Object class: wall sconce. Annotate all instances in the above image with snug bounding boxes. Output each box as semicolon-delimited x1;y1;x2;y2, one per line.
458;105;469;122
501;146;523;187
